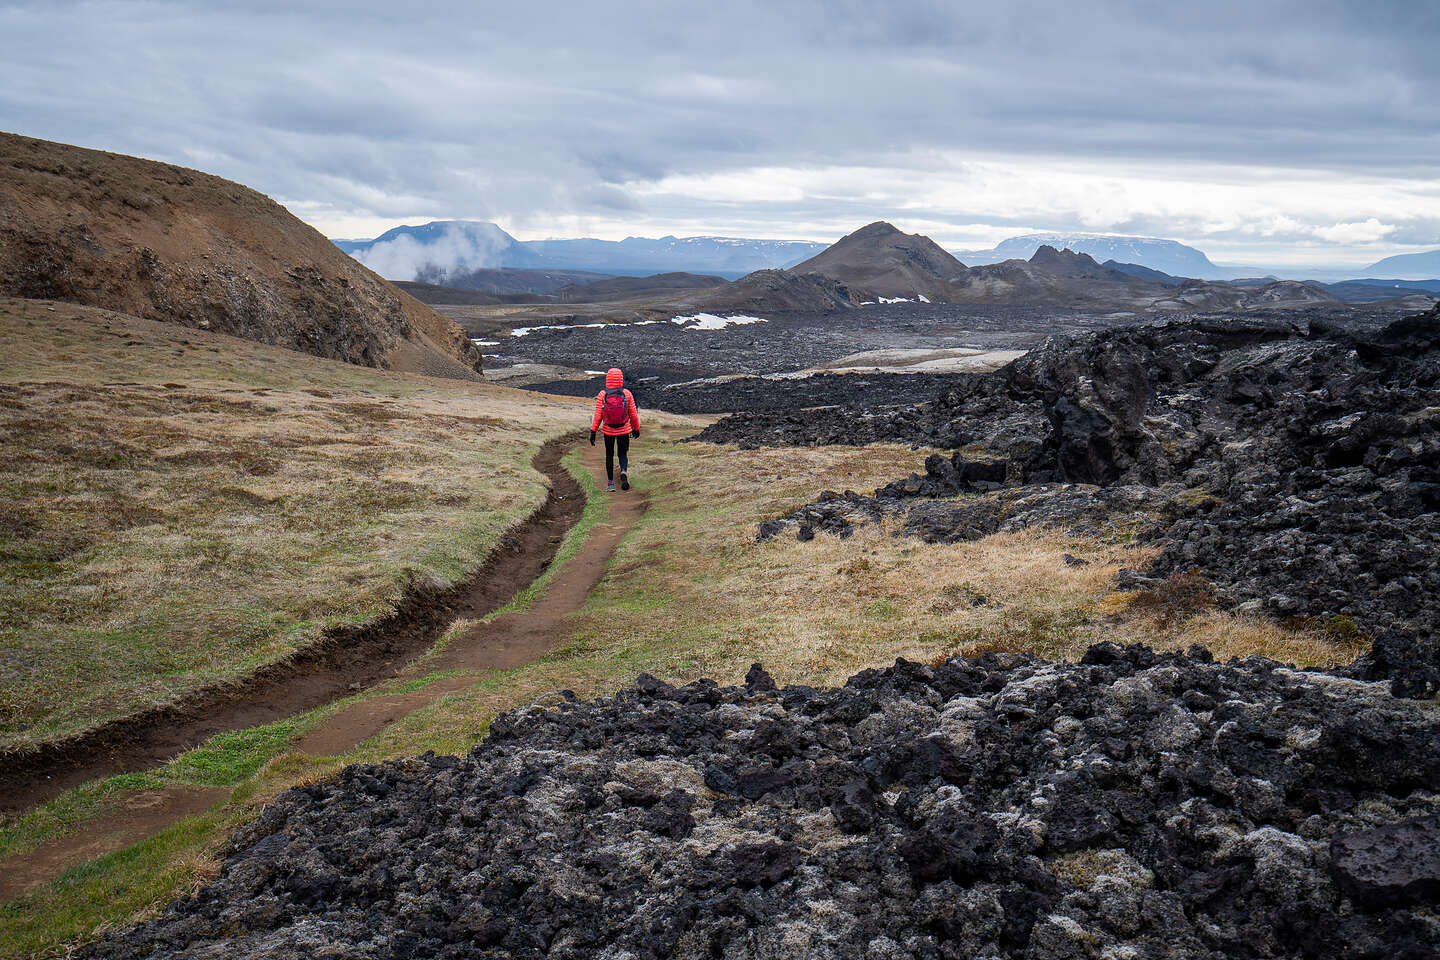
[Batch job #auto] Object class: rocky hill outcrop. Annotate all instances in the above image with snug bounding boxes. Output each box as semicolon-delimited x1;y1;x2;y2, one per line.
767;222;1365;312
951;246;1165;306
84;651;1439;959
789;221;970;301
1152;279;1342;312
1025;245;1129;280
950;257;1341;312
0;133;481;375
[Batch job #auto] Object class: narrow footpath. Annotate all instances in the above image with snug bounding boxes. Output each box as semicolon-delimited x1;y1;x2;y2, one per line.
296;440;649;756
0;439;648;902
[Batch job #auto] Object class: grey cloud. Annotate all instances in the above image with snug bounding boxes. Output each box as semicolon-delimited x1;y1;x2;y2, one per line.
1;0;1437;259
1376;224;1440;247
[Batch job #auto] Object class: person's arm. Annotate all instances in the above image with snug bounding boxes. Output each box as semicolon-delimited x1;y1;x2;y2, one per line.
627;390;640;437
590;393;603;443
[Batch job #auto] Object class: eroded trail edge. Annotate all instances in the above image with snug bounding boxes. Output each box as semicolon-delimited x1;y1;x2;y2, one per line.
295;440;651;757
0;434;586;816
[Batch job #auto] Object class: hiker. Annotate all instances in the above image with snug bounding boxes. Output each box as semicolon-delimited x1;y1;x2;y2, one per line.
590;367;640;492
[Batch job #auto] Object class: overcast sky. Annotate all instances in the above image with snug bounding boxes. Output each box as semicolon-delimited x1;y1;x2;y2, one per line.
2;0;1438;266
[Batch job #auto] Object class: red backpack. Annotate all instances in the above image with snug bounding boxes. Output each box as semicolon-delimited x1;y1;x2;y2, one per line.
601;387;629;428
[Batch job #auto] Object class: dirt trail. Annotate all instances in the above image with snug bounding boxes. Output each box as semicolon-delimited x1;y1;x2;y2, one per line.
1;436;583;816
0;438;648;902
297;440;648;756
0;785;228;902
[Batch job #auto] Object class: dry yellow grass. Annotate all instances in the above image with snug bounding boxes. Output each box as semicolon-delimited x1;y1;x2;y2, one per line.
561;424;1369;689
0;297;588;751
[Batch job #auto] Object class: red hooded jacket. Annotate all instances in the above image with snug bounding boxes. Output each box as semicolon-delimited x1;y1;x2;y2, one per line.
591;367;640;437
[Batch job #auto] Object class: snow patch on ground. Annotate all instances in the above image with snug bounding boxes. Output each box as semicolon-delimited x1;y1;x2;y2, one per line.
510;319;670;337
862;294;931;305
670;313;769;330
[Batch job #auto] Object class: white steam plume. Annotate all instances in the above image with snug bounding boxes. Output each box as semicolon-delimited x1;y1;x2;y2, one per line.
352;223;512;281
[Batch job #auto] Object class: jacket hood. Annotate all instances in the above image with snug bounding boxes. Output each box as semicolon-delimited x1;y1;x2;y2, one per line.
606;368;623;388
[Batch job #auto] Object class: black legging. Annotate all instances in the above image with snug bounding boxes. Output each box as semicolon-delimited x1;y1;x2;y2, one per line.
603;433;630;481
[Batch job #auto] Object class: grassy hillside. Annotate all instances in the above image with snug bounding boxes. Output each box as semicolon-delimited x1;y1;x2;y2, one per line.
0;133;480;375
0;297;583;752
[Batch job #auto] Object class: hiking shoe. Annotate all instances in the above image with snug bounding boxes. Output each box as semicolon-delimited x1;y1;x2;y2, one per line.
607;481;616;492
619;470;629;491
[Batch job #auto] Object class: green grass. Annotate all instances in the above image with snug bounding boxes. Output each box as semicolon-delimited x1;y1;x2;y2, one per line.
0;809;229;960
865;600;900;620
0;433;662;959
163;721;307;787
0;773;165;863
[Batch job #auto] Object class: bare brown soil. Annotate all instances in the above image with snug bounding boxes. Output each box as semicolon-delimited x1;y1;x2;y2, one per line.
0;785;228;902
0;436;585;815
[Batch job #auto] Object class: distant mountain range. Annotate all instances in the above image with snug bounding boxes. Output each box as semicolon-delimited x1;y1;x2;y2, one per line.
332;219;1440;290
679;222;1350;314
335;221;824;281
1362;249;1440;279
398;219;1439;317
956;234;1224;279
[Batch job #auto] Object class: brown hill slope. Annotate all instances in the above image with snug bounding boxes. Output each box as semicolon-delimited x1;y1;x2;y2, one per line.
0;132;481;375
1026;244;1138;280
789;221;969;300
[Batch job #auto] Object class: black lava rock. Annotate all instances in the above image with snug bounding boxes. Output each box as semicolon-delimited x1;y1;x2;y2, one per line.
84;650;1440;959
1330;814;1440;907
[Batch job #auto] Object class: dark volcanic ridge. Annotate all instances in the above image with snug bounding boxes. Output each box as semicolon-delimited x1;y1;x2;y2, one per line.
745;222;1369;314
437;224;1428;359
394;280;551;306
85;651;1439;959
714;305;1440;699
